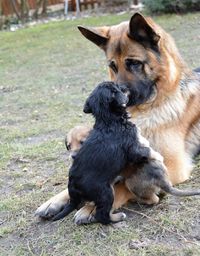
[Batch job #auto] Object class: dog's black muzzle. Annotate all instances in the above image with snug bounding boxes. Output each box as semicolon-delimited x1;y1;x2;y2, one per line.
119;80;156;106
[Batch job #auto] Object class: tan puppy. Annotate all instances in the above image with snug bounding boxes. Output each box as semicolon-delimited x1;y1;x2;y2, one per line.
65;125;91;159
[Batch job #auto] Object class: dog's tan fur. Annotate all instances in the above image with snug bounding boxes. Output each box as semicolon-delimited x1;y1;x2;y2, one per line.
36;13;200;223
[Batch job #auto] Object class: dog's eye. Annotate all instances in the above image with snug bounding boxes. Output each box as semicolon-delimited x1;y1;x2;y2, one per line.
80;140;84;145
108;61;118;73
125;59;143;71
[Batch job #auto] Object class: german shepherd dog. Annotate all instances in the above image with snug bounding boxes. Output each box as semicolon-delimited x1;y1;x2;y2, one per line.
35;13;200;223
52;82;152;224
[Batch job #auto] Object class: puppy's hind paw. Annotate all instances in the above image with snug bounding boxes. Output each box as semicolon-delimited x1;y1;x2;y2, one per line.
120;212;127;221
150;150;164;163
110;212;126;223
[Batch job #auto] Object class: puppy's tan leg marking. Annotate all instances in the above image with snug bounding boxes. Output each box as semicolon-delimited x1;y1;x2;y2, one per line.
110;184;126;222
112;182;136;209
35;189;69;219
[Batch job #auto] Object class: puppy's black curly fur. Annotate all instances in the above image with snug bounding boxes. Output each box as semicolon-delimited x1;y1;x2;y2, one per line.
53;82;151;224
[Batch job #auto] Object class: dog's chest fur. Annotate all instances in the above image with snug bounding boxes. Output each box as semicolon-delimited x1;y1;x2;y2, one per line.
130;73;200;153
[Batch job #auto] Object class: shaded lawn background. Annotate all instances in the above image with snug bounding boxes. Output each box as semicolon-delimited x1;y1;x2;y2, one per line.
0;12;200;255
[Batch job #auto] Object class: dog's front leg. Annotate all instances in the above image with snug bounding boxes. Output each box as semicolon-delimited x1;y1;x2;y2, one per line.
35;189;69;219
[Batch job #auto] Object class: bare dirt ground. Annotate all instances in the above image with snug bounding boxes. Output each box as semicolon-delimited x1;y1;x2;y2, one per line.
0;12;200;256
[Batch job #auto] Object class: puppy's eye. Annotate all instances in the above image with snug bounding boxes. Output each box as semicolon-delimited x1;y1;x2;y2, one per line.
108;61;118;73
125;59;143;71
112;88;117;93
80;140;84;145
111;88;118;98
119;85;128;94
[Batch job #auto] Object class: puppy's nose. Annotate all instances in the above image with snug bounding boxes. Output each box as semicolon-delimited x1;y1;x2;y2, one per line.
71;151;77;160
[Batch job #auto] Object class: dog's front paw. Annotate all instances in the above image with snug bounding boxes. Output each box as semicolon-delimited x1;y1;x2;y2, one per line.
35;189;69;219
74;203;96;225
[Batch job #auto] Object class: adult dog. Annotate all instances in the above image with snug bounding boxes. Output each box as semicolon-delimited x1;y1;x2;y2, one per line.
35;13;200;222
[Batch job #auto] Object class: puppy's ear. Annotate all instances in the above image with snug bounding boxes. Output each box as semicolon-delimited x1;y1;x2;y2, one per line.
128;13;160;51
83;99;92;114
77;26;109;50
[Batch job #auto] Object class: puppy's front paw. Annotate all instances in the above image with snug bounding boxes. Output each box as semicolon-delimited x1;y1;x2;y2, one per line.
150;150;164;163
113;175;125;185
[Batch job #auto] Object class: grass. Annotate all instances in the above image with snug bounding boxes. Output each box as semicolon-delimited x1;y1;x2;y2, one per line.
0;11;200;255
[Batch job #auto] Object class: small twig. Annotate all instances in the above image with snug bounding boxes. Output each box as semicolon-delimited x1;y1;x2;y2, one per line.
123;207;200;247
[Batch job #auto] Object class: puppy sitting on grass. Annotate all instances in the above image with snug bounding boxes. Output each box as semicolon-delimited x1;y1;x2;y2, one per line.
53;81;152;224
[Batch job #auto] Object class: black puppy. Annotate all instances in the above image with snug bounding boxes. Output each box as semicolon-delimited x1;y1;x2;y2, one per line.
53;81;151;224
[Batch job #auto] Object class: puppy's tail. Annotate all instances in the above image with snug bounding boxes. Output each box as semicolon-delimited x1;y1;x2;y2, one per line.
52;203;76;221
161;181;200;197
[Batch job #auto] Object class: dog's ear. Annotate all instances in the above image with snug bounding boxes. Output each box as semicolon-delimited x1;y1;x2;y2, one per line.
128;13;160;51
83;99;92;114
77;26;109;50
